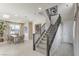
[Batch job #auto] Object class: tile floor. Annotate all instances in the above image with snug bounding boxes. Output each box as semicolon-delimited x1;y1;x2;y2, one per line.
0;40;74;56
51;42;74;56
0;40;43;56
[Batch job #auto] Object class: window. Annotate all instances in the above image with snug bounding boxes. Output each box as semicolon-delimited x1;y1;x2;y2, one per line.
10;24;20;35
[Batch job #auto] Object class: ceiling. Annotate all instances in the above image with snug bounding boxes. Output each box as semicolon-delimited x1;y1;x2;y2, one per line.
0;3;61;22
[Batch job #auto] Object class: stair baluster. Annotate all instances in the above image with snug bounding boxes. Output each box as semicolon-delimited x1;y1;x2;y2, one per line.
33;14;61;56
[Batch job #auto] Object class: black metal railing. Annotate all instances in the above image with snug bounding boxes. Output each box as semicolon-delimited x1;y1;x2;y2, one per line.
33;23;46;50
41;23;46;34
33;14;61;56
46;14;61;56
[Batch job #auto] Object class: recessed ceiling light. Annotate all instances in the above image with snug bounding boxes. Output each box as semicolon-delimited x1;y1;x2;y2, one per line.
38;7;42;10
3;14;10;18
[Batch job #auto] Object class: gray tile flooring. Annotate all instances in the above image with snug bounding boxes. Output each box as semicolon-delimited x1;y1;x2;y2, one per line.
51;42;74;56
0;40;74;56
0;40;43;56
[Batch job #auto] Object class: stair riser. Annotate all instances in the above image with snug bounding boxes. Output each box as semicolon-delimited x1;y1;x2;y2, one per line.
36;48;47;55
38;44;47;49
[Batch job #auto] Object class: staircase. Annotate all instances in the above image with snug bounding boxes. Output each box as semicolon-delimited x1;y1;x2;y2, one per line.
33;14;61;56
36;32;47;54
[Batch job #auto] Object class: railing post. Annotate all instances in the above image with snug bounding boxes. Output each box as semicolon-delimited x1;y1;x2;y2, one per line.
47;34;50;56
33;34;36;50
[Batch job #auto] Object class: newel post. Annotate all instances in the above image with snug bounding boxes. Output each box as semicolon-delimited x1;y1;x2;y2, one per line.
47;34;50;56
33;34;36;50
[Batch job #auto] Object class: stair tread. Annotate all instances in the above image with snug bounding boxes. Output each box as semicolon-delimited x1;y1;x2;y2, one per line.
42;37;47;39
36;46;47;55
42;39;46;41
37;44;47;49
41;39;46;41
40;40;47;44
38;43;46;48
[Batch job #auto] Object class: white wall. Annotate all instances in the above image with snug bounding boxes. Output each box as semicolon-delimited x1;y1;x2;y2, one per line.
50;24;63;55
30;13;46;33
58;4;75;43
43;4;75;55
23;13;46;41
45;3;75;44
42;11;50;31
